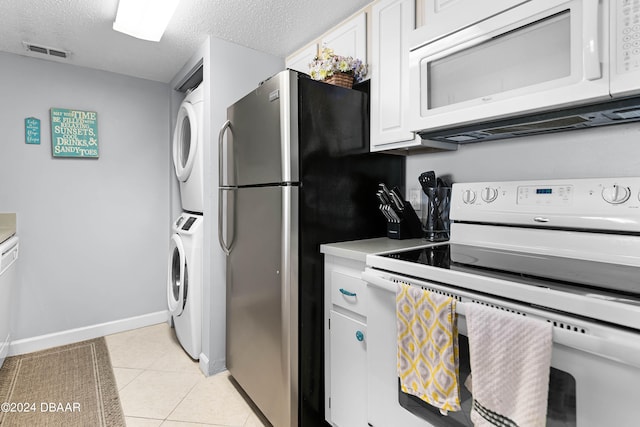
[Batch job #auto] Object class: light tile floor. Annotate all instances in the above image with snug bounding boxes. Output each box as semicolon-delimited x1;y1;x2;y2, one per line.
105;323;269;427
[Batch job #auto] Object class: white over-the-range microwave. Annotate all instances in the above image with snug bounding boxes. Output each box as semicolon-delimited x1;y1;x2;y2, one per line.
409;0;640;143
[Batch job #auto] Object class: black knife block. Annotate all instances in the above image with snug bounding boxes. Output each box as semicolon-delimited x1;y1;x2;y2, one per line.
387;202;423;240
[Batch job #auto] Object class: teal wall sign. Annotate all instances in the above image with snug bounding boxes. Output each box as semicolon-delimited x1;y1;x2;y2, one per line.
50;108;99;158
25;117;41;145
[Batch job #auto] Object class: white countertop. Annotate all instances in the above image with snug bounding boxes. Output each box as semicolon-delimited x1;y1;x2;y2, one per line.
320;237;428;263
0;213;16;244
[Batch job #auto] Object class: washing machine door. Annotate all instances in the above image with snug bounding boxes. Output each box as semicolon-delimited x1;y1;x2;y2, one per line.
172;100;198;182
167;234;187;317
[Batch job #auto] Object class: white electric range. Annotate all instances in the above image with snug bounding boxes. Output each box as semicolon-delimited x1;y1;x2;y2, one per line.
363;177;640;427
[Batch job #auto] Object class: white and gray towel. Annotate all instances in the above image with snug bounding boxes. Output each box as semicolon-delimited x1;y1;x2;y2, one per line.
465;303;553;427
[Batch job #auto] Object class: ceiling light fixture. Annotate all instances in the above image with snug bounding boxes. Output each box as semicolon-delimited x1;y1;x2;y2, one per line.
113;0;180;42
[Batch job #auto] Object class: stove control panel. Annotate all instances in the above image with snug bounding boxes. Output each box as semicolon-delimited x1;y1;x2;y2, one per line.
462;189;477;204
481;187;499;203
462;187;500;204
517;185;573;206
451;177;640;232
601;184;631;204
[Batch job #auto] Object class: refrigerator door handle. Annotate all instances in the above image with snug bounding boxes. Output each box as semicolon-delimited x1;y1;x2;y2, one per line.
218;188;236;256
218;120;231;187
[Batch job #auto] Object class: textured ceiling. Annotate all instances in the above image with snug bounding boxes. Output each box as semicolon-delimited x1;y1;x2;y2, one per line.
0;0;372;83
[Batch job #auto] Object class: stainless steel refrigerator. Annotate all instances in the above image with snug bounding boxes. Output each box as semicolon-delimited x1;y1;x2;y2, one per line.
218;70;405;427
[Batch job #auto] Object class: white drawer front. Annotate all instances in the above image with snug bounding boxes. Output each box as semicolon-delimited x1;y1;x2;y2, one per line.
331;270;367;316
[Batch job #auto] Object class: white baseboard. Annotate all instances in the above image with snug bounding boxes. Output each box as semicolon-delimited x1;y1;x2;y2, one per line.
209;358;227;375
197;352;226;377
198;352;210;375
0;333;9;367
9;310;170;356
204;357;227;377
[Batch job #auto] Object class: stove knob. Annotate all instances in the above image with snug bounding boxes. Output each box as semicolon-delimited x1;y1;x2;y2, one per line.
602;185;631;204
481;187;498;203
462;189;477;204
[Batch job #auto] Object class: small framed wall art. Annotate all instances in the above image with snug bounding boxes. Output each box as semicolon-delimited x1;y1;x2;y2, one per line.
50;108;99;158
25;117;41;145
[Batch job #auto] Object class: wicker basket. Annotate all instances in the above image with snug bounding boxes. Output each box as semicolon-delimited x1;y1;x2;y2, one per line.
324;72;354;89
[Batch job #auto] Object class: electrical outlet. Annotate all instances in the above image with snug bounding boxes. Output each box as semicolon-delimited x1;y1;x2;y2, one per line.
409;188;421;211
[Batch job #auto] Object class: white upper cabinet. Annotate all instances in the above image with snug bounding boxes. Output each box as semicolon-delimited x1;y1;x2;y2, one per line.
285;43;318;75
370;0;419;151
321;12;368;69
415;0;530;46
286;10;368;79
370;0;456;152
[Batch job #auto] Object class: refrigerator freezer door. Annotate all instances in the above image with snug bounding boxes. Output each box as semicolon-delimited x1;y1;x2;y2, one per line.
226;185;299;427
223;71;299;187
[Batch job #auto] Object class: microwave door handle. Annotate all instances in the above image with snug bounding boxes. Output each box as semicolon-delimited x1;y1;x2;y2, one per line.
419;34;492;63
583;0;601;81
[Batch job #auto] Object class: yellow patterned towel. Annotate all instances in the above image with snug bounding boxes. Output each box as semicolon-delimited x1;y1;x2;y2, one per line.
397;282;461;413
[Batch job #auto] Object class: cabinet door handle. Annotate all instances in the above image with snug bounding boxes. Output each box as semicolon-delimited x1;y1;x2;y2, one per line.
355;330;365;342
339;288;357;297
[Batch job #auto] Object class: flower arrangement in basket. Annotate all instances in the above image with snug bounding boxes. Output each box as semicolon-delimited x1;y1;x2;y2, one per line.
308;47;367;88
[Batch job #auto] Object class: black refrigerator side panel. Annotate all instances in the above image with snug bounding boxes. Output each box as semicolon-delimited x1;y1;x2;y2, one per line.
297;77;406;426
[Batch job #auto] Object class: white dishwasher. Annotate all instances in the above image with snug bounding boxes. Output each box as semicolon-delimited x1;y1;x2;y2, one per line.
0;235;18;368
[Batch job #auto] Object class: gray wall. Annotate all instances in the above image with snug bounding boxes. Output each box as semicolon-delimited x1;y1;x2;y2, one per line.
0;52;171;341
406;122;640;192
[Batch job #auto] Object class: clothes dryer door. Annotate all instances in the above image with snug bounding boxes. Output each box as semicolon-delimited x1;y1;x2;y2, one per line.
167;234;186;316
172;101;199;182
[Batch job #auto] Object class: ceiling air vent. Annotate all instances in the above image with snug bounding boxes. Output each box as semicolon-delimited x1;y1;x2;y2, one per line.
48;49;68;58
22;42;70;59
27;44;48;55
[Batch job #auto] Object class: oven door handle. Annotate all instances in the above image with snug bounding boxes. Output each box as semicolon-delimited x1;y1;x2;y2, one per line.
362;270;640;369
362;270;397;293
553;327;640;369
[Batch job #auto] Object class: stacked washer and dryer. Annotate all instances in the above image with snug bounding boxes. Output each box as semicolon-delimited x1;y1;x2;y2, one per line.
168;84;204;360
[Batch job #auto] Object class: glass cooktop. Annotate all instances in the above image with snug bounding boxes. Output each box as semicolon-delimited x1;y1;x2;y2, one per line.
382;244;640;299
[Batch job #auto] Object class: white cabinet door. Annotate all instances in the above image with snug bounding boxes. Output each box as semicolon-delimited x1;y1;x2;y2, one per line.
324;255;368;425
416;0;529;43
330;310;367;427
321;12;367;65
370;0;419;151
286;43;318;75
